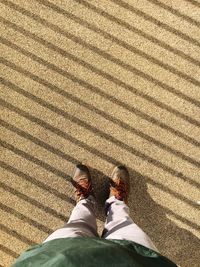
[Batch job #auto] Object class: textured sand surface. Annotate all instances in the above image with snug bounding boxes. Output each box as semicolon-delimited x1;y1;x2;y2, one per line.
0;0;200;266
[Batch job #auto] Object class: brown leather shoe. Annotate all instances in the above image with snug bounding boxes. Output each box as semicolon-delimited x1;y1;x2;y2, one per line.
109;165;130;204
71;164;93;202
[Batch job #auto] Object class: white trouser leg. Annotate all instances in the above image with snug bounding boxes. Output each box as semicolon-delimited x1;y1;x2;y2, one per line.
43;195;98;243
102;196;158;252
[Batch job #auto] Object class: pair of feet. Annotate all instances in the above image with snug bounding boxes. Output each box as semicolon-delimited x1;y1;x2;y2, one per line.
71;164;130;204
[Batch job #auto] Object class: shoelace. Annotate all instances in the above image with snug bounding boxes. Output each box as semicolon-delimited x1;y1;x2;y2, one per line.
71;177;92;200
110;179;128;203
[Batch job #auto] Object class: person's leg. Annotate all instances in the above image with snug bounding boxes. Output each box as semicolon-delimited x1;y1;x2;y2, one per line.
43;164;98;243
102;196;158;251
102;165;158;252
43;195;98;243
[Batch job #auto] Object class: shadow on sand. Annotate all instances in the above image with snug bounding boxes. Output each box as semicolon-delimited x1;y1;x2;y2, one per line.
89;167;200;267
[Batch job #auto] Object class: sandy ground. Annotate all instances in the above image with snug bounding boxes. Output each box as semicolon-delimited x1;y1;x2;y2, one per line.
0;0;200;266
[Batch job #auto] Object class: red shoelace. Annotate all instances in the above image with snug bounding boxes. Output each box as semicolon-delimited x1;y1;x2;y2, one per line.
71;178;92;200
110;179;128;203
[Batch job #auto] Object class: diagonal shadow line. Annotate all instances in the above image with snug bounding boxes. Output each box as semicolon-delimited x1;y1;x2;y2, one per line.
139;199;200;232
1;56;200;146
1;88;200;185
0;118;81;169
0;161;75;205
1;31;200;131
0;202;52;234
0;244;19;258
35;0;200;88
0;215;199;257
2;150;200;241
0;89;79;165
1;118;200;211
0;4;199;108
73;0;200;67
0;97;199;189
0;223;36;246
1;99;199;209
1;128;200;231
162;209;200;232
3;78;200;168
1;44;200;135
0;138;70;182
1;78;200;169
146;0;200;28
0;119;83;167
110;0;200;47
1;30;199;132
0;180;67;222
1;141;200;233
184;0;200;8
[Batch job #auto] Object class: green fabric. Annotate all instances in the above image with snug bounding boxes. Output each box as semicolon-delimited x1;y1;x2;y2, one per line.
12;237;177;267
